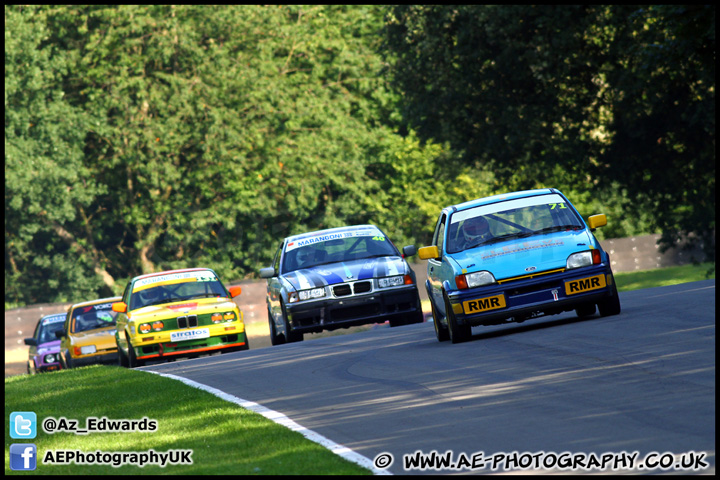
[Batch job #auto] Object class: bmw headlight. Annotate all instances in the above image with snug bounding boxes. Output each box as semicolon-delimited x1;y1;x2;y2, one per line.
298;287;326;301
378;275;413;288
378;275;404;288
566;250;601;269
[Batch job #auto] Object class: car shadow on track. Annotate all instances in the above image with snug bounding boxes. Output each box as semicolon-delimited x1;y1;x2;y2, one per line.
466;311;614;342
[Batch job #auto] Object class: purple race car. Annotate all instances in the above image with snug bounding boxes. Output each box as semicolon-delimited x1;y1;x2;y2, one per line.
24;312;66;374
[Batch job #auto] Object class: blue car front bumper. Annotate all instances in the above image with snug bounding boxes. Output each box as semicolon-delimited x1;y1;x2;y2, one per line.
447;265;616;327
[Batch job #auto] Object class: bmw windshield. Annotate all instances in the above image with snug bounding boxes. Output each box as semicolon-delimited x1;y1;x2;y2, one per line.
282;231;398;274
130;271;229;310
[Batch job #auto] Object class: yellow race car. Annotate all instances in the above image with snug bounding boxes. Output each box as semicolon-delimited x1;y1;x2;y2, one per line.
58;296;122;368
112;267;247;367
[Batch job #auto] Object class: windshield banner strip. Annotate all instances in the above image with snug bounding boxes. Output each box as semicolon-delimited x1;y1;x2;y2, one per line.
43;316;66;325
286;228;379;252
451;193;566;224
135;271;217;289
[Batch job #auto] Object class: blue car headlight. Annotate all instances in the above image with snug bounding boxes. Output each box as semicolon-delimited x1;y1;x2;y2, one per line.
566;250;601;269
456;271;496;289
44;353;58;364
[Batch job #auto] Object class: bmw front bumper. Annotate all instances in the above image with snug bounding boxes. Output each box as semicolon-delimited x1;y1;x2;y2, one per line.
286;285;422;333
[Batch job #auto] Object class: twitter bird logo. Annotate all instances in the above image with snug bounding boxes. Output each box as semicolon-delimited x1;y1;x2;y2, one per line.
10;412;37;439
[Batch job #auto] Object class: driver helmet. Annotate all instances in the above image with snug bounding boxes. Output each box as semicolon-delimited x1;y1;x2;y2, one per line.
139;287;160;305
296;248;314;268
462;216;491;243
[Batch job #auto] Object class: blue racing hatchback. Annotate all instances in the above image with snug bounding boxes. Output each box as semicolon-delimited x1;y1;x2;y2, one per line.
418;188;621;343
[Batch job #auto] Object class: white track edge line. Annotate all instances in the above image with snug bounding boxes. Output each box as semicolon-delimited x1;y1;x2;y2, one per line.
147;370;391;475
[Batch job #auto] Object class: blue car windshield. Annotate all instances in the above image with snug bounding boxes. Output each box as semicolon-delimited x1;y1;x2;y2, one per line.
447;194;584;254
282;232;398;273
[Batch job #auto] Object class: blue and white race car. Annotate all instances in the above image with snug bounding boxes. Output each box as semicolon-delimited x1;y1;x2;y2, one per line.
418;188;621;343
260;224;424;344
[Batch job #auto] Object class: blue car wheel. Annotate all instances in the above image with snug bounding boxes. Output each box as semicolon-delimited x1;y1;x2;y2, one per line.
598;279;621;316
444;291;471;344
431;299;449;342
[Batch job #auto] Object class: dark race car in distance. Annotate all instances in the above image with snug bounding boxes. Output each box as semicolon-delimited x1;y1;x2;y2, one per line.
260;224;424;344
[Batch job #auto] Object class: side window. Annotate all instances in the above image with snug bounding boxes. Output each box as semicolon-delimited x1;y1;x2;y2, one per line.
122;282;132;305
64;309;72;337
432;214;447;254
32;318;42;340
272;243;283;274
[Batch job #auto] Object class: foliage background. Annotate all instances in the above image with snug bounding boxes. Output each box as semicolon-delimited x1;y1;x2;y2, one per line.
5;5;714;306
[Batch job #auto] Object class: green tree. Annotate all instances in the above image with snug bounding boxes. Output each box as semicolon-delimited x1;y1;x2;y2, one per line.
7;5;452;306
382;5;714;261
596;5;715;261
383;5;607;186
5;5;112;304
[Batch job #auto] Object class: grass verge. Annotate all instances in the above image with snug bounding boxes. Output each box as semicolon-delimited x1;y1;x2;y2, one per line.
613;262;714;292
5;366;371;475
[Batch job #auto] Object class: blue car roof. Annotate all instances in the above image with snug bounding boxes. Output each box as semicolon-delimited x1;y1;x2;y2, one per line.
448;188;559;213
286;224;381;243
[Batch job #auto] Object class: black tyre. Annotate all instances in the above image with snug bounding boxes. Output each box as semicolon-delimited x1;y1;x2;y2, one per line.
281;302;303;343
127;339;145;368
268;307;286;346
390;310;423;327
389;317;407;327
444;292;471;344
598;278;621;317
117;339;130;368
575;303;597;318
431;299;449;342
410;310;425;324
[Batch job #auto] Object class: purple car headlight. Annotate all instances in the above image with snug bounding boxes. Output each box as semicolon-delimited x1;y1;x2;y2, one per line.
43;353;59;364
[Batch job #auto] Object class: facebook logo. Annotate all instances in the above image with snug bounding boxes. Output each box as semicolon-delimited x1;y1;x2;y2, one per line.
10;411;37;439
10;444;37;470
